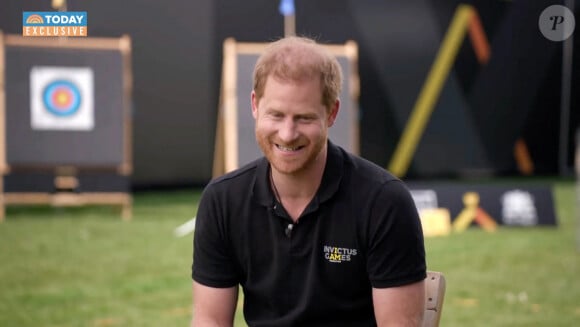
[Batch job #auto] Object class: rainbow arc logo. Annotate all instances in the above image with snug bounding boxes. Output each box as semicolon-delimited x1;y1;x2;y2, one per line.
25;14;44;24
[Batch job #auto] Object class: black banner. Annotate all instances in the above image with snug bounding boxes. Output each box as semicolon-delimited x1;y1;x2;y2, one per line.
408;183;557;227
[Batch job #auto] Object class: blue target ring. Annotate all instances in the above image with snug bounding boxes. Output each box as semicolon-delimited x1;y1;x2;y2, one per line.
42;80;82;117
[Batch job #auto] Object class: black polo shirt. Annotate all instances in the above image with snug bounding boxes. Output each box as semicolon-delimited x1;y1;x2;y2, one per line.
193;142;426;326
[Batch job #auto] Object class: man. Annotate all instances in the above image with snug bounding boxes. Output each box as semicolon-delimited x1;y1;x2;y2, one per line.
192;36;426;326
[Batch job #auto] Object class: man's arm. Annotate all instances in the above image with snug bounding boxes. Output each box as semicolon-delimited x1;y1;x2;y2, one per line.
191;281;239;327
372;280;425;327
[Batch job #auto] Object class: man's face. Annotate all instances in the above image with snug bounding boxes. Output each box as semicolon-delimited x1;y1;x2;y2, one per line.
252;75;338;175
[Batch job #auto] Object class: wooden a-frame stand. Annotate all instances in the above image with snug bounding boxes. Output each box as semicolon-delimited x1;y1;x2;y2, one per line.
0;32;133;221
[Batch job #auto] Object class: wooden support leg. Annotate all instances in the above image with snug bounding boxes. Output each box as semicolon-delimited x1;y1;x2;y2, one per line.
121;201;132;221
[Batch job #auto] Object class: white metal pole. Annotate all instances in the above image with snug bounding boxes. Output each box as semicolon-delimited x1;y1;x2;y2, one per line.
576;128;580;251
559;0;575;175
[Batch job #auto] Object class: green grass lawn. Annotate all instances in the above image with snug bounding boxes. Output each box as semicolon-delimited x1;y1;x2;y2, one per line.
0;190;199;327
0;180;579;326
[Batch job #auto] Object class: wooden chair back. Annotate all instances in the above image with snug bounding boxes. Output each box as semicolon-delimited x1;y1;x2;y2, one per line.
422;271;446;327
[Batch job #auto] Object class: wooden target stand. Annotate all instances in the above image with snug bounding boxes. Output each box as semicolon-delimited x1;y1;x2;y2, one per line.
0;32;133;221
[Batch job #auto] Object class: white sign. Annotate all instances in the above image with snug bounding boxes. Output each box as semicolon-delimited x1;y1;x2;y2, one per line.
30;66;94;131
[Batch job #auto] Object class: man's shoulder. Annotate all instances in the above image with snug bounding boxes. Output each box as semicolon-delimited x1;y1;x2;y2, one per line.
206;158;264;190
343;150;400;186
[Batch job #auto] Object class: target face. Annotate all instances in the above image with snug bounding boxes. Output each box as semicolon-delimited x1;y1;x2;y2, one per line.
30;66;94;131
43;80;82;117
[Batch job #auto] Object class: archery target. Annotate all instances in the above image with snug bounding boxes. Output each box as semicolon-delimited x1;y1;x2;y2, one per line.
30;66;94;130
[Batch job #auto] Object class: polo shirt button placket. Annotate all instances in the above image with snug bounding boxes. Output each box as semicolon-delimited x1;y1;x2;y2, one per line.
284;223;294;238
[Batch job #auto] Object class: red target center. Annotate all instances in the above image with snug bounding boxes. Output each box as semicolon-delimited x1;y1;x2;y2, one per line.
51;87;73;109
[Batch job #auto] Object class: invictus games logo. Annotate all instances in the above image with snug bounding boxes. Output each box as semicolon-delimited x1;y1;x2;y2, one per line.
323;245;358;263
23;12;88;37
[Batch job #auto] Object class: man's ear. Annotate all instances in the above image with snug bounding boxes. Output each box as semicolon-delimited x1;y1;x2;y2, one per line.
251;91;259;119
327;99;340;127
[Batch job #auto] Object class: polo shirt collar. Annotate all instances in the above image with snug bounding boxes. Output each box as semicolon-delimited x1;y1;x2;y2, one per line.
252;141;344;208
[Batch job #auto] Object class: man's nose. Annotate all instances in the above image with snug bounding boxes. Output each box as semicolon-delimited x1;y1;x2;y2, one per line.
278;118;298;142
